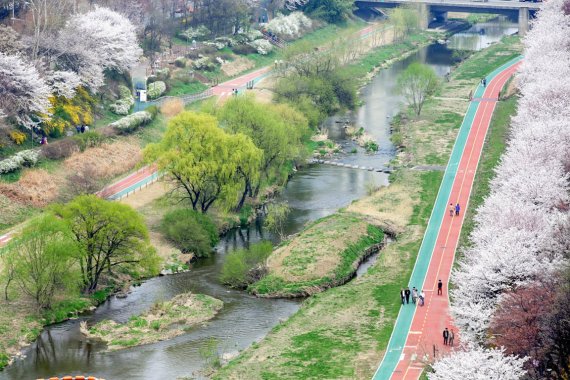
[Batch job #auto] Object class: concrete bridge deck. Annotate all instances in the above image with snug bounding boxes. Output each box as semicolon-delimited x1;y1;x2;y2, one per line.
355;0;543;34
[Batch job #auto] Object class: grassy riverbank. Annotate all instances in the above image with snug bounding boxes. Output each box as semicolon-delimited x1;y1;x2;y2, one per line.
214;35;522;380
249;214;384;297
84;292;222;351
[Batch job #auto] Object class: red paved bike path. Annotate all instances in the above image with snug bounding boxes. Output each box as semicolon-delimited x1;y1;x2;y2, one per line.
390;61;521;380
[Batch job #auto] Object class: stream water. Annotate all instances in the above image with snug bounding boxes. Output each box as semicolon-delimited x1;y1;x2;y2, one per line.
0;18;517;380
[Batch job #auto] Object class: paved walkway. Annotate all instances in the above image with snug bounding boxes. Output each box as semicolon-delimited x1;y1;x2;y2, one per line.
372;56;522;380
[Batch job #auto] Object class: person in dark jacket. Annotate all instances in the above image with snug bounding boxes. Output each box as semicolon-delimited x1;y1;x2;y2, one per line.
443;328;449;345
404;287;411;304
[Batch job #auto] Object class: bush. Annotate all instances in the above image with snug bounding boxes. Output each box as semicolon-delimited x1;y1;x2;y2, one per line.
146;105;159;118
192;57;217;71
72;131;105;151
155;68;170;80
267;12;313;40
174;57;187;68
110;85;135;115
179;25;210;41
109;111;153;134
0;149;40;174
160;209;219;258
220;241;272;289
147;81;166;100
9;130;27;145
232;43;257;55
41;138;80;160
248;39;273;55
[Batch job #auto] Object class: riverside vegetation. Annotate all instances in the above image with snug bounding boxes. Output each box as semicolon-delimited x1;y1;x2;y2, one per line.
214;35;522;380
83;292;223;351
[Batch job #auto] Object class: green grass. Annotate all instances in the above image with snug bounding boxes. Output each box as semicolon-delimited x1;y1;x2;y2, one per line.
42;297;93;324
457;95;517;252
166;79;208;97
454;35;520;80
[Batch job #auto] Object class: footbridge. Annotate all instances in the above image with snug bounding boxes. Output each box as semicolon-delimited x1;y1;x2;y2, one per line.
355;0;542;34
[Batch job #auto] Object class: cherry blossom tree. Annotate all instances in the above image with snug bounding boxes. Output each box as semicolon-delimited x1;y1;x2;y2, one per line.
449;0;570;354
0;53;51;128
45;70;81;99
428;347;527;380
53;7;142;91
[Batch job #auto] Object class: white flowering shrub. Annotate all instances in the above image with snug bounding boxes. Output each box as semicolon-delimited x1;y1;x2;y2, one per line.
215;37;236;47
267;12;313;40
0;149;40;174
203;41;226;50
147;81;166;100
429;347;527;380
110;85;134;115
192;57;214;70
180;25;210;41
242;29;263;41
248;39;273;55
109;111;153;134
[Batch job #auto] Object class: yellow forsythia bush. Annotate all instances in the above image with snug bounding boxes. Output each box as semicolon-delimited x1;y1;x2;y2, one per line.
9;130;27;145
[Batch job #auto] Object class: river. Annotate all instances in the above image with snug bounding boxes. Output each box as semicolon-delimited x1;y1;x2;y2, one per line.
0;17;517;380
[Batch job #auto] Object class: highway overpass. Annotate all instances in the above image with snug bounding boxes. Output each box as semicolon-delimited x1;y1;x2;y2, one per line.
355;0;542;34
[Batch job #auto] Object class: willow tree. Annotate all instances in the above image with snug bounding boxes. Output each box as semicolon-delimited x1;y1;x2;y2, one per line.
217;95;310;196
145;111;262;212
396;63;439;117
54;195;160;293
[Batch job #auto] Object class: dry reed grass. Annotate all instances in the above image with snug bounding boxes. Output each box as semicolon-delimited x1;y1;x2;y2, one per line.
0;169;62;207
160;98;184;118
64;141;142;181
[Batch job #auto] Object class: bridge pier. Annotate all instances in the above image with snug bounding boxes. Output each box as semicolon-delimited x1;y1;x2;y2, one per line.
518;7;529;36
418;3;430;29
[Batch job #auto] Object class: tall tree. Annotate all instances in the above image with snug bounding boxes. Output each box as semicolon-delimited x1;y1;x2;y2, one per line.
51;6;142;91
0;215;79;310
303;0;352;23
396;63;439;116
144;111;262;212
0;52;51;128
54;195;160;293
217;95;309;195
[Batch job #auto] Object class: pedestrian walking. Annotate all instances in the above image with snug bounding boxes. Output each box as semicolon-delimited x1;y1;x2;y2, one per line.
75;125;81;134
400;288;406;305
84;125;90;133
482;77;487;87
443;328;449;345
437;279;443;295
412;287;418;304
449;329;455;346
404;287;411;304
455;203;460;216
80;125;85;133
449;203;454;217
419;290;425;306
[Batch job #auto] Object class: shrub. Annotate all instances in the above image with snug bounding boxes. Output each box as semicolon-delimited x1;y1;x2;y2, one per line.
174;57;187;68
192;57;216;71
248;39;273;55
72;131;105;151
147;81;166;100
41;138;80;160
179;25;210;41
203;41;226;50
9;130;27;145
267;12;313;40
160;209;219;258
0;149;40;174
145;105;159;118
220;241;272;289
364;140;379;153
109;111;153;134
110;85;134;115
232;43;257;55
242;29;263;42
155;68;170;80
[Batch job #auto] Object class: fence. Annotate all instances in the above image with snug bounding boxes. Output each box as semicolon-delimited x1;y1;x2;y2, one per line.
134;88;214;112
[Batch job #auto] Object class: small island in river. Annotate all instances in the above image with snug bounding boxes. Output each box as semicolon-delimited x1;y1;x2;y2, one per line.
82;292;223;351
